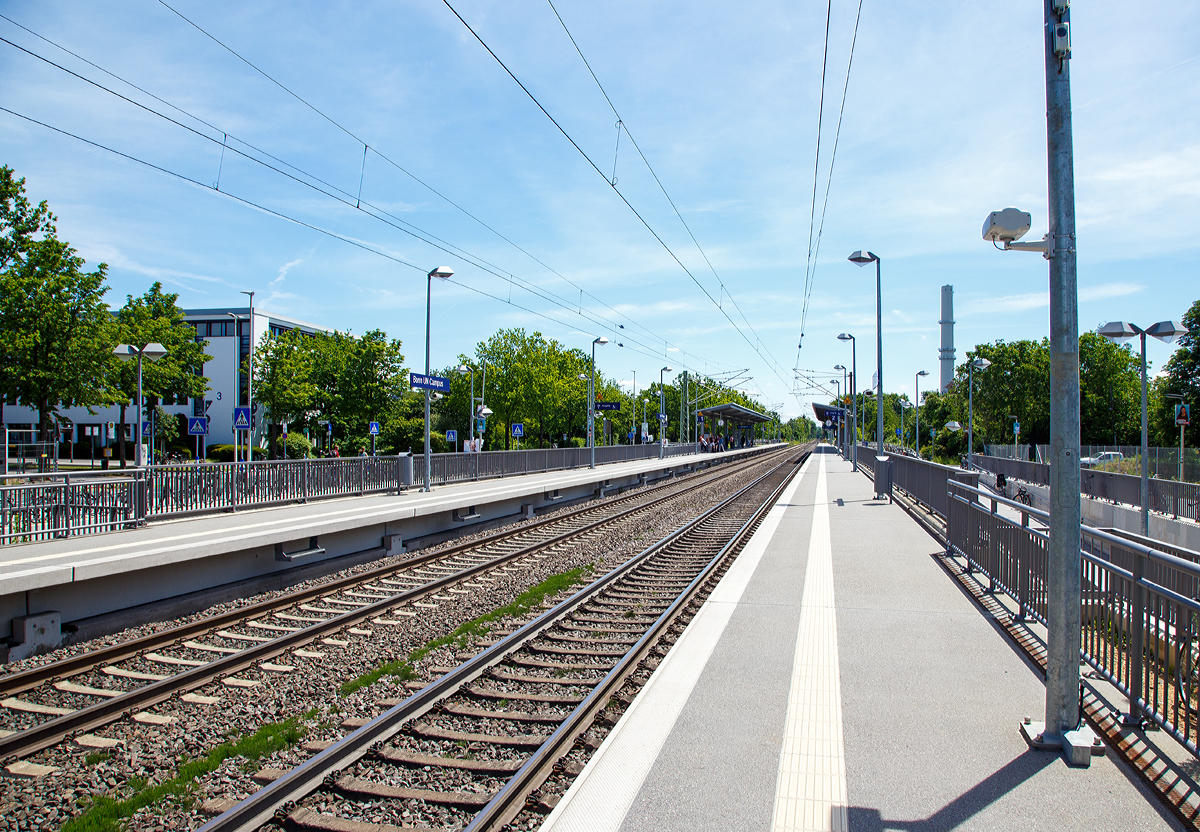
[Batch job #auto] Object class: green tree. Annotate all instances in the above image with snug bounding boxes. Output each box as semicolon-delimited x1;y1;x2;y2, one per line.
0;234;114;440
1150;299;1200;450
111;283;211;466
0;166;54;271
252;329;317;457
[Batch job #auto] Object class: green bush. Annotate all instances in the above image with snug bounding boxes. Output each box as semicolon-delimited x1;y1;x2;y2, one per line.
275;433;314;459
205;444;267;462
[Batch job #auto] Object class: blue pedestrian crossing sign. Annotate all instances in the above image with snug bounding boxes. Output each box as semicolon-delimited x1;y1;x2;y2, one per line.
233;407;251;430
142;421;152;437
511;423;524;438
446;429;458;443
188;417;209;436
895;428;901;437
368;421;380;436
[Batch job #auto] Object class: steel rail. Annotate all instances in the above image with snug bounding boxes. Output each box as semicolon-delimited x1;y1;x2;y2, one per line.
199;443;811;832
463;445;806;832
0;448;780;700
0;447;790;761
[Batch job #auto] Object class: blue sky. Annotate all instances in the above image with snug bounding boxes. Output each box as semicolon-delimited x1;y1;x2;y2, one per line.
2;0;1197;420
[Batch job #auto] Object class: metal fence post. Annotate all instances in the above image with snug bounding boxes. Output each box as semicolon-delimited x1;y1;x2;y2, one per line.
1129;551;1145;725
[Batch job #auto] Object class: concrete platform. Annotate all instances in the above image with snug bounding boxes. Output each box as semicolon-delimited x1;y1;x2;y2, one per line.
539;445;1187;832
0;444;774;647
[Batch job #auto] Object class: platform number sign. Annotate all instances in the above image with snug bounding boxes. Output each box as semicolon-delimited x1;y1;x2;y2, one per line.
511;423;524;438
1179;404;1192;426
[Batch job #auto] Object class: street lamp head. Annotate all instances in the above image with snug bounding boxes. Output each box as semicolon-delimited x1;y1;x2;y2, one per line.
834;364;845;371
661;366;673;373
113;343;136;361
458;364;470;374
971;357;992;370
578;373;588;380
847;250;878;265
143;343;168;361
945;421;963;432
1146;320;1186;343
981;208;1032;243
480;406;494;417
593;336;609;346
428;266;454;280
837;333;854;342
916;370;930;377
1098;321;1139;344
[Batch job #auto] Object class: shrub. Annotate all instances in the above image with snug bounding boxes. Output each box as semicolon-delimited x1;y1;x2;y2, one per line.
274;433;313;459
205;444;267;462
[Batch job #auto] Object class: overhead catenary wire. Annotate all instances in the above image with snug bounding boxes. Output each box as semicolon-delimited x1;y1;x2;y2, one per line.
798;0;834;358
440;0;797;395
543;0;795;394
0;25;738;378
0;103;700;372
150;0;669;352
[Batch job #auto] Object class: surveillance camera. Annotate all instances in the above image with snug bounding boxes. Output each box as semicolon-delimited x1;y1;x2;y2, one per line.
1052;22;1071;57
982;208;1032;243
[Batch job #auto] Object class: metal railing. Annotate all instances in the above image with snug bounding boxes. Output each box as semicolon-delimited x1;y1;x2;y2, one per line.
856;444;979;518
1;473;139;545
0;441;777;545
973;455;1200;523
946;480;1200;757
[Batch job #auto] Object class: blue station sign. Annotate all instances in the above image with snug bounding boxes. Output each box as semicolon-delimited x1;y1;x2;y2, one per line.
595;401;621;411
410;373;451;393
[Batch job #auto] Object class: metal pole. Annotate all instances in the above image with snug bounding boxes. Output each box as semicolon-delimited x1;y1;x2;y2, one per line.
1042;0;1083;742
136;352;144;468
851;340;858;471
589;343;596;469
423;274;432;491
915;372;921;459
875;257;883;455
968;361;975;469
1139;332;1149;536
243;291;254;465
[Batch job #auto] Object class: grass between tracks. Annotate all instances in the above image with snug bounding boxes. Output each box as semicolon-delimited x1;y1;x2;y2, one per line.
65;566;592;830
340;563;593;696
63;712;313;832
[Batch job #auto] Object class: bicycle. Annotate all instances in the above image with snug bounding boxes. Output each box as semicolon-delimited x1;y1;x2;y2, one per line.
1015;485;1032;506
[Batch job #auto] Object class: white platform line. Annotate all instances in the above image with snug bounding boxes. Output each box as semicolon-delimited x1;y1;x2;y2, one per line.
770;451;849;832
538;454;814;832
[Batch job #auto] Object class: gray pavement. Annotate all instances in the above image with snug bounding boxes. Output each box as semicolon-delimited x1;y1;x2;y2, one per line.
541;445;1186;832
0;446;764;595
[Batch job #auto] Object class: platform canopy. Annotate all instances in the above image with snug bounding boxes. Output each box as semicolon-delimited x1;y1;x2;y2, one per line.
697;402;773;426
811;402;846;426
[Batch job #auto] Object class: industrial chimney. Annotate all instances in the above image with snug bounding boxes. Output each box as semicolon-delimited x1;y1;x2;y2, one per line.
939;285;955;392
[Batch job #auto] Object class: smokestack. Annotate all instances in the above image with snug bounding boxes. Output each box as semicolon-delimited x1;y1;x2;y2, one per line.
939;285;955;392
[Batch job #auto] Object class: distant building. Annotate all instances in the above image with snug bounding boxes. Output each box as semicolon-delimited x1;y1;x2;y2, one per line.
2;307;330;453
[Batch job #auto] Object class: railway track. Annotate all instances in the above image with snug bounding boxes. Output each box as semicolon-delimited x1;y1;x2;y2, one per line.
0;446;790;767
199;443;812;832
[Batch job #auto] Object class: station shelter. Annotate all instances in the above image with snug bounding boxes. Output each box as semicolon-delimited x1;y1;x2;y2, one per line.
696;403;772;451
811;402;847;447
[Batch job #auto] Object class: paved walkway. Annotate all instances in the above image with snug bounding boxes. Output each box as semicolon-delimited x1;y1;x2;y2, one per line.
539;445;1185;832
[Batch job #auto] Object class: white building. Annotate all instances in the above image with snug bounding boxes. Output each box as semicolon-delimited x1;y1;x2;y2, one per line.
2;306;329;456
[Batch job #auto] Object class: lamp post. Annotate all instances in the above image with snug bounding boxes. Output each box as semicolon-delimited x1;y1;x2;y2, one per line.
838;332;859;471
240;291;255;464
423;267;453;491
458;364;473;450
588;337;609;468
968;357;992;469
631;370;637;444
659;366;673;459
914;370;929;458
641;398;648;444
113;342;168;467
848;251;883;455
225;311;245;461
899;401;912;452
833;367;846;456
1098;320;1185;536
